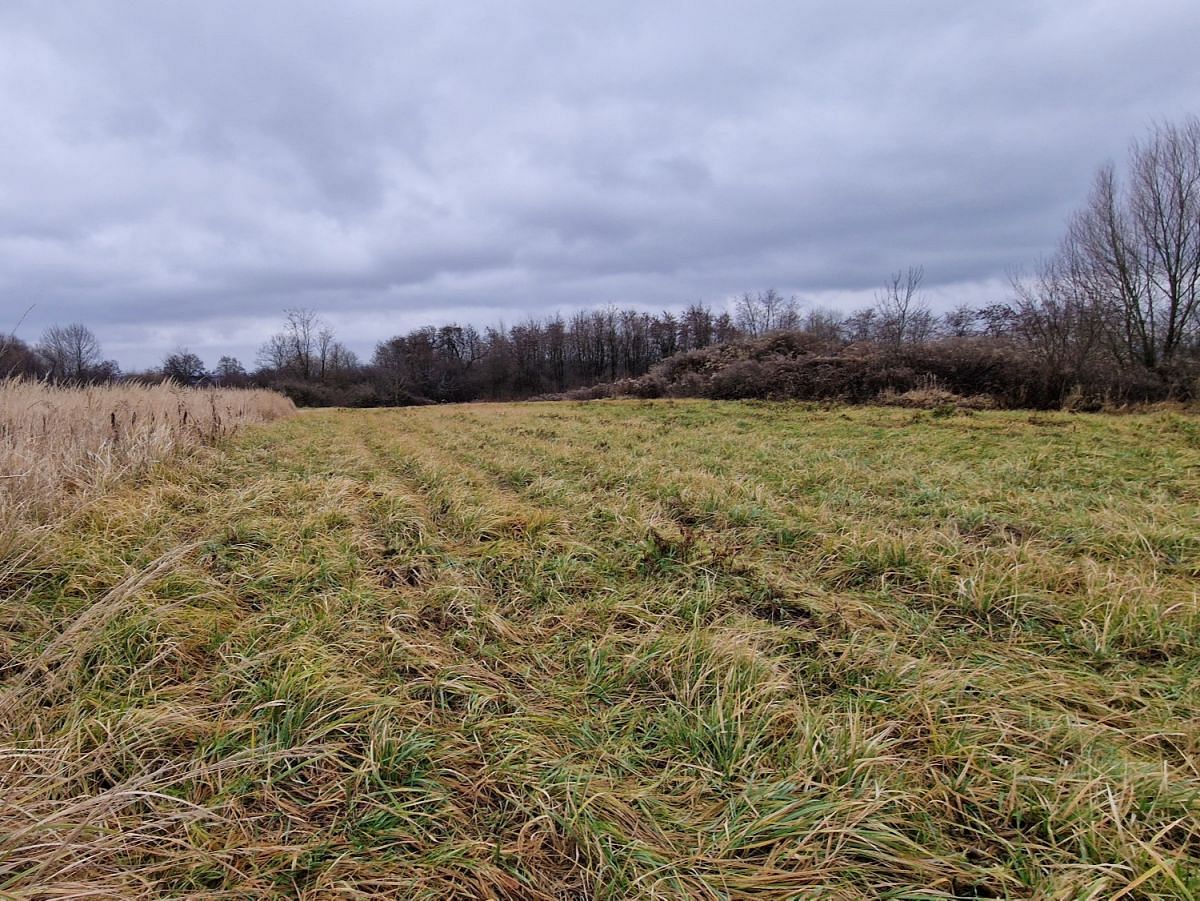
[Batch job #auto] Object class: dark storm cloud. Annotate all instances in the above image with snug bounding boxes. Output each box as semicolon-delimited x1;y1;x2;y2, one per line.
1;0;1199;367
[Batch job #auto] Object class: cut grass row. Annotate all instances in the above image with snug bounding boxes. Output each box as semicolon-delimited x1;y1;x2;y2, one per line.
2;401;1198;897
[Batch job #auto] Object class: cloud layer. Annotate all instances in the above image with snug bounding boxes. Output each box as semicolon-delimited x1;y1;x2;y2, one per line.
2;1;1199;367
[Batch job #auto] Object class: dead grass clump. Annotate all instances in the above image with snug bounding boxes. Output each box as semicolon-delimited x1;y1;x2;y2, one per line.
877;385;996;410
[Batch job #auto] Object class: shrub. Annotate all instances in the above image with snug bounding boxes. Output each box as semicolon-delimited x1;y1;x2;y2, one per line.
583;332;1148;409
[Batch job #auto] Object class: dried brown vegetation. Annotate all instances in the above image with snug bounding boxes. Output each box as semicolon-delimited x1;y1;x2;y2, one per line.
0;379;294;547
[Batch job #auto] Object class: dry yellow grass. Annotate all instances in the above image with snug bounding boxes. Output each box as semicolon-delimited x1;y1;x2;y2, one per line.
0;379;294;549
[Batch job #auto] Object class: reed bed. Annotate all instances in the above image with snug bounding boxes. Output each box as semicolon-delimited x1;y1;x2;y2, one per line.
0;379;294;548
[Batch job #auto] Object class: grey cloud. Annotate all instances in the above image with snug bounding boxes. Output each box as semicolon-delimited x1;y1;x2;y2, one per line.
1;1;1199;367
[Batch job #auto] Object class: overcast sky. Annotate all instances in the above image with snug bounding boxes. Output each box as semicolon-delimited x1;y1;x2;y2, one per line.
2;1;1199;369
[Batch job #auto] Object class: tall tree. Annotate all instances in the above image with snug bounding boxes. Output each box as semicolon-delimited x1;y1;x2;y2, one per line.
872;266;933;346
258;308;354;383
1065;118;1200;374
161;349;208;385
38;323;102;381
734;289;800;336
213;356;248;386
0;335;43;377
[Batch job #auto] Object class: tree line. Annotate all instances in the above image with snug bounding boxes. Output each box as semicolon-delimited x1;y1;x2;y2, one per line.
4;118;1199;408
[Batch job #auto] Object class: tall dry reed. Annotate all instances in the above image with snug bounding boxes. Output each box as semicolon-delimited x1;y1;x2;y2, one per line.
0;379;294;551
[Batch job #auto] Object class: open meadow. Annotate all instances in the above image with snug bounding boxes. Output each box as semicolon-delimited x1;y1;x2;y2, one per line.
2;399;1199;897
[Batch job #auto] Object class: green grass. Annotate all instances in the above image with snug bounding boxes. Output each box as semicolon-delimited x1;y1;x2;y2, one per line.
2;401;1199;898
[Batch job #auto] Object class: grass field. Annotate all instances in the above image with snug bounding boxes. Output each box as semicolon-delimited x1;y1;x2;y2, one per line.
2;400;1199;898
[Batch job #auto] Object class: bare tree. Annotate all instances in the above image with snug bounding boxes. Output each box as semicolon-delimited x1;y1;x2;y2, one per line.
38;323;102;381
324;341;358;377
1065;118;1200;375
256;331;290;374
161;348;208;385
802;308;844;343
1010;257;1107;400
873;266;933;346
976;303;1019;338
258;309;354;381
941;303;980;338
734;289;801;337
214;355;248;386
680;302;715;350
0;336;43;377
651;311;679;359
841;307;877;343
544;317;566;390
316;325;337;381
713;311;740;344
1;305;35;373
